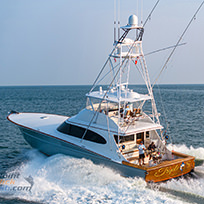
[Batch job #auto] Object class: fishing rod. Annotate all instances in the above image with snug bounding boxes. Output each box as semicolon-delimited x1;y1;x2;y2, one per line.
152;1;204;88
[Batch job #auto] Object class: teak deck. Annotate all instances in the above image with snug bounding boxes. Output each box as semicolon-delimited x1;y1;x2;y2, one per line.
122;151;195;182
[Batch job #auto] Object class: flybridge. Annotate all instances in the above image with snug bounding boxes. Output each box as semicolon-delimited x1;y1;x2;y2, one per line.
86;87;151;103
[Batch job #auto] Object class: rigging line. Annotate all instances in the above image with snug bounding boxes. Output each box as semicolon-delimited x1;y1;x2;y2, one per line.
156;84;168;128
106;113;112;151
143;0;160;27
131;59;146;83
152;1;204;88
115;59;129;85
97;62;120;85
89;48;117;93
144;43;186;56
109;58;117;86
155;84;174;145
89;30;130;93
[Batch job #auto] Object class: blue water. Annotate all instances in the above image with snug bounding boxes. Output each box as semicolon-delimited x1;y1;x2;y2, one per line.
0;85;204;204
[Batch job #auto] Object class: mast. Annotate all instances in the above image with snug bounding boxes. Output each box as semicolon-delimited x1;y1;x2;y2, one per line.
111;13;161;125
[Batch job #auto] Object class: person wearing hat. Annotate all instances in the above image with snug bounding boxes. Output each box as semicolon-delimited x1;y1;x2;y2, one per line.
138;141;146;165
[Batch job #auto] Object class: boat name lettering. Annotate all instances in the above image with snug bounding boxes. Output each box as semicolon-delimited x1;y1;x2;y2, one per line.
154;165;180;177
154;161;192;178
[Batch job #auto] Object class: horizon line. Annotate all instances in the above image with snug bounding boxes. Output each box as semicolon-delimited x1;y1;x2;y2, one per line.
0;83;204;87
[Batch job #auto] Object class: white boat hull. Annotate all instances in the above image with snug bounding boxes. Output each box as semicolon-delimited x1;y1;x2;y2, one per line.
8;112;146;178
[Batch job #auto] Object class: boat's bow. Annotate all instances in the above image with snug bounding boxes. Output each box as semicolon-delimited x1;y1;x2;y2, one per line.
7;112;68;133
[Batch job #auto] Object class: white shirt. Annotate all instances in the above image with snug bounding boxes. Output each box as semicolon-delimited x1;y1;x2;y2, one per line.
138;144;146;155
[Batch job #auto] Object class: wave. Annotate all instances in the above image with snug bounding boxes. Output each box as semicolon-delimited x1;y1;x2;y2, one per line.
155;144;204;202
167;144;204;160
0;150;190;204
159;172;204;202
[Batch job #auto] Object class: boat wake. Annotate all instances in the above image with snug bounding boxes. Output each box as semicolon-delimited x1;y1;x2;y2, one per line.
154;169;204;204
148;144;204;204
167;144;204;161
0;144;204;204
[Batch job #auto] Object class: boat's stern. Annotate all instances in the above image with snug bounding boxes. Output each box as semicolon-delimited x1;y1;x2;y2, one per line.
145;151;195;182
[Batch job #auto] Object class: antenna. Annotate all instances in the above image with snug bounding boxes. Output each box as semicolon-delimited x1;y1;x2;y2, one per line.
118;0;120;40
114;0;116;43
141;0;143;25
137;0;139;18
136;0;139;38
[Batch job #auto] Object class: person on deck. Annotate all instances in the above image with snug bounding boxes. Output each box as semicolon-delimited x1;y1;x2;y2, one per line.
138;141;146;165
124;105;131;118
147;142;156;160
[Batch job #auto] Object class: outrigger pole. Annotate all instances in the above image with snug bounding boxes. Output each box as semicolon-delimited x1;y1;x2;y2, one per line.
152;1;204;88
144;43;186;56
143;0;160;27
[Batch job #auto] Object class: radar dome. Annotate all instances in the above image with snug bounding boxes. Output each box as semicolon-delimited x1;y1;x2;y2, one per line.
128;15;138;26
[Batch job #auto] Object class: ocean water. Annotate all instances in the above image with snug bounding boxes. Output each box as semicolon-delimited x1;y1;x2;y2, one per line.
0;85;204;204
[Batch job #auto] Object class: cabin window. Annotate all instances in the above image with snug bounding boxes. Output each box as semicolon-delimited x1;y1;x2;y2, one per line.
69;124;84;138
136;133;143;140
114;134;134;143
57;122;71;135
57;122;106;144
136;132;144;144
146;131;150;138
84;130;106;144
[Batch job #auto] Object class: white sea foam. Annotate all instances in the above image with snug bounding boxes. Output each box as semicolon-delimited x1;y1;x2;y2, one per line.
159;144;204;199
159;171;204;200
195;163;204;176
0;150;191;204
167;144;204;160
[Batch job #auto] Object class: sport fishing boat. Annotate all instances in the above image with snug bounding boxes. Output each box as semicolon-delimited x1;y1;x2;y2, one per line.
8;13;195;182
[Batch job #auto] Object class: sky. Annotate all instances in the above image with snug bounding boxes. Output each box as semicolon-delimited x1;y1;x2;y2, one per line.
0;0;204;86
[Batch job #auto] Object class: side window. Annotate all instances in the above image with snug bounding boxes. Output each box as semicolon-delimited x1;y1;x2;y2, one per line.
114;135;134;143
114;135;119;143
146;131;150;139
136;132;144;144
136;133;142;139
84;130;106;144
57;122;106;144
69;125;84;138
57;122;71;135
